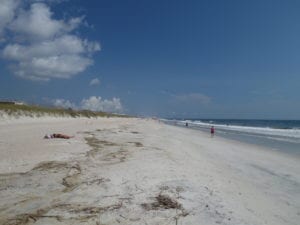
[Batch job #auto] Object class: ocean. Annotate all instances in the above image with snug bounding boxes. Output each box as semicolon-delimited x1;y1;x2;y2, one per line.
162;119;300;156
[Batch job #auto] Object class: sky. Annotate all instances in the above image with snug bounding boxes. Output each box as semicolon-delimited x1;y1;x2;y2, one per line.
0;0;299;119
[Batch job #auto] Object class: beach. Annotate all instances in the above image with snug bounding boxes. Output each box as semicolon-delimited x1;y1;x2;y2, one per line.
0;117;299;225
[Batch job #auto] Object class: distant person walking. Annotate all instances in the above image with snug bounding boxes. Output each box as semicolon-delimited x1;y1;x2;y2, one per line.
186;122;188;127
210;126;215;137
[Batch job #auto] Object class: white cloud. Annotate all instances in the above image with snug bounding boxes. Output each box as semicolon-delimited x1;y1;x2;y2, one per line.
3;35;100;62
0;1;100;81
89;78;100;86
174;93;211;104
0;0;20;36
52;96;123;113
53;99;76;109
81;96;123;113
10;3;68;41
14;55;93;81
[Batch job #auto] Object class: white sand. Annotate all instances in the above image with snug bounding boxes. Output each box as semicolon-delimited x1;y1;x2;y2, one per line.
0;117;299;225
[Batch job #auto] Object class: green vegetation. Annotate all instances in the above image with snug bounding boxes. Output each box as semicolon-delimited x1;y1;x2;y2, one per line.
0;103;129;118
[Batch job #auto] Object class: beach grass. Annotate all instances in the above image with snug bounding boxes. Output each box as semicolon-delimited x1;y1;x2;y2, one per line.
0;103;129;118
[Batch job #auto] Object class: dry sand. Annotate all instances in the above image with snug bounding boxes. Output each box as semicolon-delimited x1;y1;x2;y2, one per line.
0;117;299;225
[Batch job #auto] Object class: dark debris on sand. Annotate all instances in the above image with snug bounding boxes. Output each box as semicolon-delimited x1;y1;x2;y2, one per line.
142;194;182;210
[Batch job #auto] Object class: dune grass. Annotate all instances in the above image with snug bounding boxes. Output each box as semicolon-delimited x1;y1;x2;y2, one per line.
0;103;129;118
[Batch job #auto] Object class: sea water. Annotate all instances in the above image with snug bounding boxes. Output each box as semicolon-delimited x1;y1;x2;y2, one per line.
162;119;300;156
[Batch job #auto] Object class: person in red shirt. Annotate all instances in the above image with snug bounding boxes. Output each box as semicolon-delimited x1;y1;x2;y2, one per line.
210;126;215;138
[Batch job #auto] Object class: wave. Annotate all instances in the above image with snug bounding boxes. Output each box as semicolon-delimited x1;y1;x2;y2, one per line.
162;119;300;141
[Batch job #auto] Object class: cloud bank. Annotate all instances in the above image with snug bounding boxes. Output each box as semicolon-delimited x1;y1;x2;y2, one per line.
0;0;100;81
53;96;123;113
53;99;76;109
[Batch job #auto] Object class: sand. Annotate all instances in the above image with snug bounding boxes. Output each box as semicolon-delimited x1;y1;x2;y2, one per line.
0;117;299;225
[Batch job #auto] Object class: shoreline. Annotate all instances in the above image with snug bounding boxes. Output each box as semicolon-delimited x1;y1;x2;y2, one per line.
0;117;299;224
166;120;300;158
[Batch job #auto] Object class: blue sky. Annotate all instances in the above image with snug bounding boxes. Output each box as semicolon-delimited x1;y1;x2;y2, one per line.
0;0;299;119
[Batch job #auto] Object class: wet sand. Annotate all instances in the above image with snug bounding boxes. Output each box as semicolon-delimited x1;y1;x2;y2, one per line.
0;117;299;225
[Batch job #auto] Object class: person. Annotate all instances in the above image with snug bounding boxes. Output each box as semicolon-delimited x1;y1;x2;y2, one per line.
44;133;74;139
210;126;215;138
186;122;188;127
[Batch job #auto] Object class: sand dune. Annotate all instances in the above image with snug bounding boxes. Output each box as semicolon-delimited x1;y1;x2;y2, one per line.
0;117;299;225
